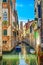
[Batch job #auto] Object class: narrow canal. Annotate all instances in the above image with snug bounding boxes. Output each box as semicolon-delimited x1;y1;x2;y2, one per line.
19;53;28;65
1;43;37;65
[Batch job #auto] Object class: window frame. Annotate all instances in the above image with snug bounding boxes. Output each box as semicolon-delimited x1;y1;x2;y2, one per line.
3;0;8;2
3;30;7;36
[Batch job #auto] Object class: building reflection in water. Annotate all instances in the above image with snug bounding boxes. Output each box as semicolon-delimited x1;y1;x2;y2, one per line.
0;60;2;65
2;59;19;65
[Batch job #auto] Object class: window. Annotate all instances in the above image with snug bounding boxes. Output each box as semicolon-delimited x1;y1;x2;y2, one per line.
42;30;43;34
17;31;18;35
41;38;43;43
30;26;32;33
3;9;8;21
3;41;7;44
13;32;16;37
35;18;38;21
38;4;41;18
41;47;43;51
3;0;7;2
3;30;7;35
35;8;36;12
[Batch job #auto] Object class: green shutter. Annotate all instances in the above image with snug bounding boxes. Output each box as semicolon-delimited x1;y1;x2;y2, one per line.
3;30;7;35
3;0;7;2
34;31;39;38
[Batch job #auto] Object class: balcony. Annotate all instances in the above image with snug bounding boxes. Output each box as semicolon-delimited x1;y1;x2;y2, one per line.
2;36;9;41
2;21;9;29
2;25;8;30
2;36;11;51
2;2;8;8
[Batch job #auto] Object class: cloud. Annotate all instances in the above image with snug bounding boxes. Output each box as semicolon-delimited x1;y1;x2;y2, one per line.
16;3;23;7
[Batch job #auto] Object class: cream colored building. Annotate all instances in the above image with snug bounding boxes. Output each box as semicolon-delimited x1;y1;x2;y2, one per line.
23;25;26;37
35;0;43;65
2;0;17;51
0;0;2;56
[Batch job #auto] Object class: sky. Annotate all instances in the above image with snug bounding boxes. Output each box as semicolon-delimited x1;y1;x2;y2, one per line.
16;0;34;23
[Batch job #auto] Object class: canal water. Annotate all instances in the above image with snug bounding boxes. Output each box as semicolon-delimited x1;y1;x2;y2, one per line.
19;58;28;65
0;53;28;65
2;55;19;65
1;57;28;65
0;60;28;65
1;45;37;65
19;53;28;65
0;54;37;65
3;60;19;65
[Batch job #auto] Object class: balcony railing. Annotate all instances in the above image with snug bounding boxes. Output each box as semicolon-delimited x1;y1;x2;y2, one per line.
2;36;9;41
2;21;9;29
2;21;8;26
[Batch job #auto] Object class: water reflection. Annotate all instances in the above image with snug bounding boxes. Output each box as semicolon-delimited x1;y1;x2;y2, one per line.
19;58;28;65
2;58;19;65
0;60;2;65
2;60;19;65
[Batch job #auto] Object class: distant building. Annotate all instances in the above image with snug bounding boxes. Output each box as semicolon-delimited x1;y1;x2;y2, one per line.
19;21;23;41
24;20;34;46
20;21;23;31
25;20;33;34
14;10;18;25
